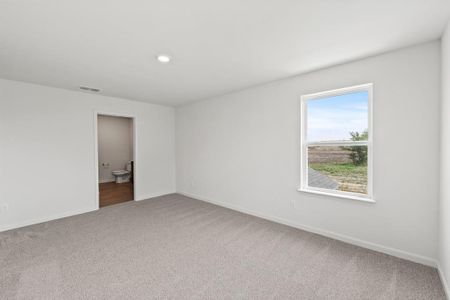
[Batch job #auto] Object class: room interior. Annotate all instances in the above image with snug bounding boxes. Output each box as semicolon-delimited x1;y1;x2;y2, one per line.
1;1;450;299
97;114;134;207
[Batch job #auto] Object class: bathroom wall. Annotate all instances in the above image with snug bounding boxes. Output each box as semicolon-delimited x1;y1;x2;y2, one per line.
0;78;176;232
98;115;133;183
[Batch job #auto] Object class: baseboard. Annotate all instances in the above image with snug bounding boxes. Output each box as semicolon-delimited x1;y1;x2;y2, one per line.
438;264;450;300
0;192;176;233
178;191;437;267
0;207;96;233
99;178;115;183
136;191;176;201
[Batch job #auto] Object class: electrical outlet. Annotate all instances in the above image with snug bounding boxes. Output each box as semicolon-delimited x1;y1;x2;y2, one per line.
0;203;9;213
189;180;200;193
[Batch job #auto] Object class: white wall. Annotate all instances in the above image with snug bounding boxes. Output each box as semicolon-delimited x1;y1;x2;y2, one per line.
176;42;441;265
98;115;133;183
0;79;175;231
439;21;450;296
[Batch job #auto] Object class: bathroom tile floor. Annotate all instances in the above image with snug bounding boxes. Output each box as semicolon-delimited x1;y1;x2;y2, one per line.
99;182;134;207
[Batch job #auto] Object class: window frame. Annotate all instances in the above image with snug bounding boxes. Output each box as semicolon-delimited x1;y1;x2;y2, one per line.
298;83;374;203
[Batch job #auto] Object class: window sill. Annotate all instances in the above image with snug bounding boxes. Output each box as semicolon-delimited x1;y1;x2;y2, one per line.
297;188;375;203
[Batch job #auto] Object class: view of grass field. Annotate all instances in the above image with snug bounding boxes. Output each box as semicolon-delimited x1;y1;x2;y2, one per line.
306;91;369;195
307;143;368;194
309;162;367;194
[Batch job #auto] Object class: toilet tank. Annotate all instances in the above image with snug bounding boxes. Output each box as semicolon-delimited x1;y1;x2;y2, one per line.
126;161;132;171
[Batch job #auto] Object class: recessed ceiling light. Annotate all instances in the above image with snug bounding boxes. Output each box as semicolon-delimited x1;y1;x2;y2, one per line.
156;54;171;63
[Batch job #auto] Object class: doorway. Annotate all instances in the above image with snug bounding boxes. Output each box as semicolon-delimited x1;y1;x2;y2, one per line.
95;113;135;208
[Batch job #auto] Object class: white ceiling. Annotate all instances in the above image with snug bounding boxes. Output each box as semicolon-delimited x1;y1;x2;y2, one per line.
1;0;450;106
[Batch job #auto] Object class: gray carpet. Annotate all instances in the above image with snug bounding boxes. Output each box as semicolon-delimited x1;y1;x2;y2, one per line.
0;194;446;299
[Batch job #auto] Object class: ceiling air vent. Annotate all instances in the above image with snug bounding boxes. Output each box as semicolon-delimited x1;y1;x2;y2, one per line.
79;86;101;92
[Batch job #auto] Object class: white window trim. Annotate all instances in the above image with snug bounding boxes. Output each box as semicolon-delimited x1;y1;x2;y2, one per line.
298;83;374;203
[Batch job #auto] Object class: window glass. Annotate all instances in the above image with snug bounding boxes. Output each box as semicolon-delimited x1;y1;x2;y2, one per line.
301;85;372;200
307;91;368;142
307;145;368;194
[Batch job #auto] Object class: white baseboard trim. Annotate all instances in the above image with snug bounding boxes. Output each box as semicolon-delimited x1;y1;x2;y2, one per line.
1;192;176;233
136;191;176;201
178;191;437;267
0;207;96;233
99;178;115;183
438;264;450;300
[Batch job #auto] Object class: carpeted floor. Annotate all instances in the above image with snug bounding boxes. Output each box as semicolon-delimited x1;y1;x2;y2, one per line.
0;194;446;299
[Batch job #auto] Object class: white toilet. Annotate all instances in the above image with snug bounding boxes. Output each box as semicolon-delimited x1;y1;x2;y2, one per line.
112;161;132;183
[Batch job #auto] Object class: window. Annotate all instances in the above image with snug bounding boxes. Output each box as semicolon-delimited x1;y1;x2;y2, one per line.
299;84;373;202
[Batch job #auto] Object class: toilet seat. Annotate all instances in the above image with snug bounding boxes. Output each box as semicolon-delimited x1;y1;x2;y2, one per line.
112;170;130;176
